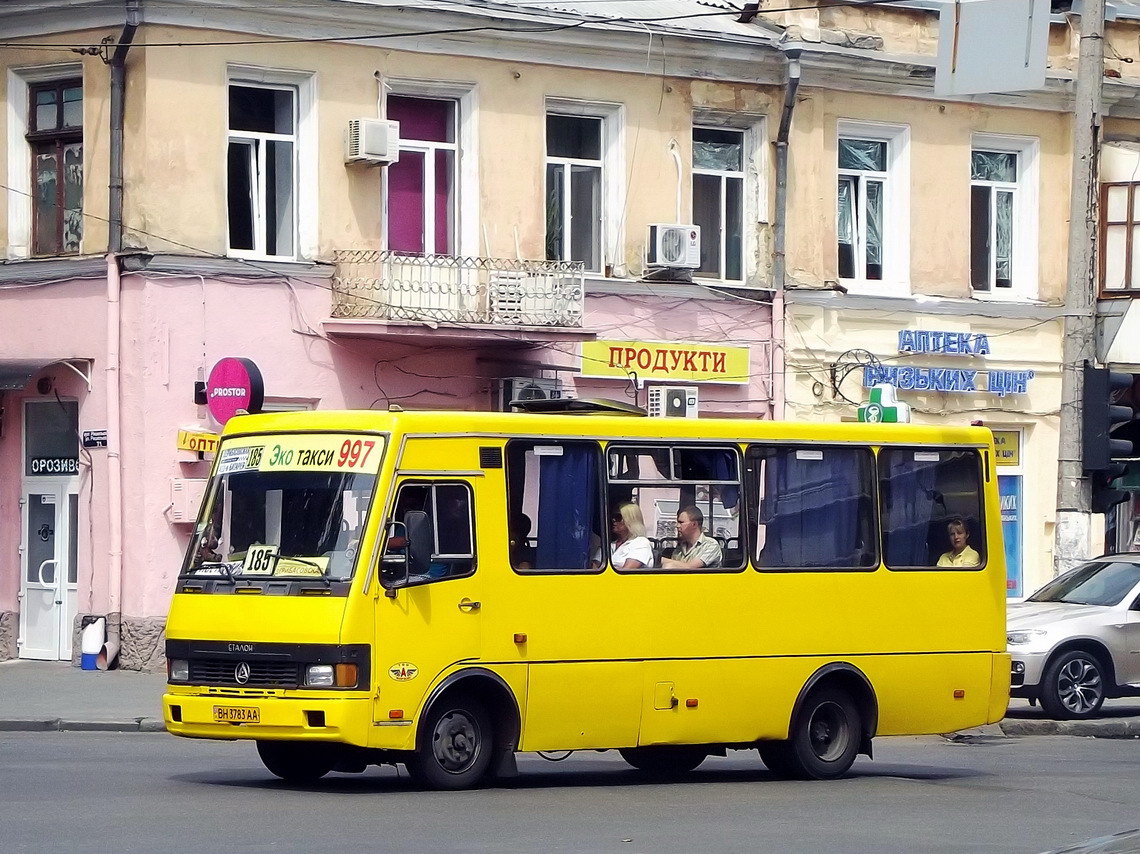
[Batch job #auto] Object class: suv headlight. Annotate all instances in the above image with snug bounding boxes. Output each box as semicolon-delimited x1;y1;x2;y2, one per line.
168;659;189;681
1007;629;1047;646
305;664;335;687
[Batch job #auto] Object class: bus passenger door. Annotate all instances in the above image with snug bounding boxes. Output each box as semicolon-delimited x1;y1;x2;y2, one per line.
374;479;482;724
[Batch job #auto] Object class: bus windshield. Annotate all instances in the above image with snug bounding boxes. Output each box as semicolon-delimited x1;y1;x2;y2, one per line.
184;434;383;584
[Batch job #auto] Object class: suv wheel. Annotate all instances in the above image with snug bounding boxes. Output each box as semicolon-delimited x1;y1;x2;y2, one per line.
1039;650;1107;720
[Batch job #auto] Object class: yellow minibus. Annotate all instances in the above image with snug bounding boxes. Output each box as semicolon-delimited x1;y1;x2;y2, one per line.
163;400;1009;788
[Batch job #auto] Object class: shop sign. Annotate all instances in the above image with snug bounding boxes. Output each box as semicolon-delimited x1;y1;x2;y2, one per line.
28;457;79;475
898;330;991;356
177;429;220;456
205;358;264;425
992;430;1020;466
581;340;749;385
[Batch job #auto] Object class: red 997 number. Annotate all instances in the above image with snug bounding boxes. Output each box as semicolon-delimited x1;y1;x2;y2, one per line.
337;439;375;468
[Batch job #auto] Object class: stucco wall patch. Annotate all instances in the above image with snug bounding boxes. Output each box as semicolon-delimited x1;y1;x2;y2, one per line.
0;611;16;661
121;617;166;672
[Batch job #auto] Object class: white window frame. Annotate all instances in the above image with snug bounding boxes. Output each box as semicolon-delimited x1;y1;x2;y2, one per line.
545;98;624;275
226;65;316;262
6;63;83;260
383;80;478;257
836;120;910;296
970;133;1039;302
691;112;767;286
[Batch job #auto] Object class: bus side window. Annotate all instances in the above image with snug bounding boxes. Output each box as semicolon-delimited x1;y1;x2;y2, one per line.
388;481;475;583
878;448;986;569
506;440;604;572
746;444;878;570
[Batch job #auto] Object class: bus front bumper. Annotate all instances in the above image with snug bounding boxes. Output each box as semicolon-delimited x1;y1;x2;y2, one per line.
163;690;373;746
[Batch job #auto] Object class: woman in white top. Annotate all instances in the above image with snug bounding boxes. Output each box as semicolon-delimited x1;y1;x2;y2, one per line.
610;502;654;569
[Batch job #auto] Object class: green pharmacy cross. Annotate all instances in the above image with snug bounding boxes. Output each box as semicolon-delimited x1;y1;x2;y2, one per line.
858;384;911;423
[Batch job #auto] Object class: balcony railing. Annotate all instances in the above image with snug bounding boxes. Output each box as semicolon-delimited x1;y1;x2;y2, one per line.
331;250;585;328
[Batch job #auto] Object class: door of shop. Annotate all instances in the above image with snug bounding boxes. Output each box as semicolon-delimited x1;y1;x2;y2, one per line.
19;482;78;660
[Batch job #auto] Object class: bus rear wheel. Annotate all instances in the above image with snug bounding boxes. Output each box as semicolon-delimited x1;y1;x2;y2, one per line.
405;695;493;790
619;746;706;776
256;740;335;783
762;688;861;780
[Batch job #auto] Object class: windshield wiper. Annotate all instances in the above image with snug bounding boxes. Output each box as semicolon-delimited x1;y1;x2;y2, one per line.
182;561;237;585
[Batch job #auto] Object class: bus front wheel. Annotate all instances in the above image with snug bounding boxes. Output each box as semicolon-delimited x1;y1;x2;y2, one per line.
405;694;493;790
619;746;706;776
256;740;335;783
760;688;861;780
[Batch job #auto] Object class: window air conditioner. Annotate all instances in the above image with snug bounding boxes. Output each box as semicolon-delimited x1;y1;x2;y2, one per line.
647;386;699;418
345;118;400;165
646;224;701;269
497;377;564;412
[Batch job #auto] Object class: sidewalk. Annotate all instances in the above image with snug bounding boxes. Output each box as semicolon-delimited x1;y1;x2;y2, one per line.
1;659;1139;736
0;659;167;732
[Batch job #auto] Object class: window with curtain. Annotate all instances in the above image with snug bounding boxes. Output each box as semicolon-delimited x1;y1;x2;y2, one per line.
506;440;604;572
837;137;887;282
28;79;82;256
746;445;877;570
227;83;297;258
693;126;744;281
1101;182;1140;294
970;150;1018;293
545;114;604;273
386;96;458;256
878;447;985;569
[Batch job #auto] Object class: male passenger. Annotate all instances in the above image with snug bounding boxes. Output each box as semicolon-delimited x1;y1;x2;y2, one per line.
660;506;722;569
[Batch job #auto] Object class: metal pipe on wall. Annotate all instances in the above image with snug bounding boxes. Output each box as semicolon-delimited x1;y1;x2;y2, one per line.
771;47;802;420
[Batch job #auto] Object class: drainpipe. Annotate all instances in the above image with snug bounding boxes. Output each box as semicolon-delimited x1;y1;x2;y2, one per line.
104;1;138;664
771;47;801;421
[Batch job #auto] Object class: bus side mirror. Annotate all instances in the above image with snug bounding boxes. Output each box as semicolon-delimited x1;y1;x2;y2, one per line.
404;510;434;578
381;520;410;597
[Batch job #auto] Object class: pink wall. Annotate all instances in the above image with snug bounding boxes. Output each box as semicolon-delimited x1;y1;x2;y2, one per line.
1;273;773;622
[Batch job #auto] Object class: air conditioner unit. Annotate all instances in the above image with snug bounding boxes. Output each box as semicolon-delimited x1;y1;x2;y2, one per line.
497;377;564;412
646;224;701;269
345;118;400;165
647;385;699;418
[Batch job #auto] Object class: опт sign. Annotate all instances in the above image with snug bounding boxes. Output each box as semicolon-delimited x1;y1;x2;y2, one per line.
205;358;264;425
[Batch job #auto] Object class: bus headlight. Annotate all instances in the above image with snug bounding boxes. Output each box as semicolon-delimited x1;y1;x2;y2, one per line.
305;665;335;687
168;659;189;682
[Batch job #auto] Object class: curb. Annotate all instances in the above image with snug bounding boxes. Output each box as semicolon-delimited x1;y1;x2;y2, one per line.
0;718;167;733
999;718;1140;739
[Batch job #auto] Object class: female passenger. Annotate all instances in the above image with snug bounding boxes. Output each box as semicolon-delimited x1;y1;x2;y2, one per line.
609;502;654;570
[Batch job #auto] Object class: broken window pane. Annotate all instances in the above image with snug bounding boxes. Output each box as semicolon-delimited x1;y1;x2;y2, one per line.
62;142;83;253
839;138;886;172
837;176;855;279
693;127;743;171
33;149;60;255
971;151;1016;183
865;179;883;280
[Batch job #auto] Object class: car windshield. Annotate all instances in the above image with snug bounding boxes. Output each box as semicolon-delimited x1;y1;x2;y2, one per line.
184;434;383;584
1027;561;1140;606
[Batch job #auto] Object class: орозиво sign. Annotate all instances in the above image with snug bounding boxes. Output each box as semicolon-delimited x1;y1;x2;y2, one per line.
206;358;264;425
581;340;750;384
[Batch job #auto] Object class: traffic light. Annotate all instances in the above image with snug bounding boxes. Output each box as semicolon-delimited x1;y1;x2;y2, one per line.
1091;464;1129;514
1081;363;1135;472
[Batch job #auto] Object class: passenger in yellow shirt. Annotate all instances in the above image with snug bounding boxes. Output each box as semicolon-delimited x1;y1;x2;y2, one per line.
937;517;981;567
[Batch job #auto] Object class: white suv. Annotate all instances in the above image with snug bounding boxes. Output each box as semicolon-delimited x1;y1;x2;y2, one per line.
1008;555;1140;719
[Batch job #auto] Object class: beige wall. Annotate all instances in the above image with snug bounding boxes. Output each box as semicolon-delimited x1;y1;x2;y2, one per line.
3;21;1139;297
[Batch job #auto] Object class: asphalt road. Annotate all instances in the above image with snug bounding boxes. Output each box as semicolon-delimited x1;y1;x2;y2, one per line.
2;732;1137;854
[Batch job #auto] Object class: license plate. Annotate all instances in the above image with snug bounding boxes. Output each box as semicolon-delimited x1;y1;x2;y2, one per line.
213;705;260;723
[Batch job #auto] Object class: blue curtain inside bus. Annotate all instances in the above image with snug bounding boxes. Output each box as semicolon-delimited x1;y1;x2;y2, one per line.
536;445;597;569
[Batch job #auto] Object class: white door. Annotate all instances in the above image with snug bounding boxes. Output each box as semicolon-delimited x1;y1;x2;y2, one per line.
19;483;78;661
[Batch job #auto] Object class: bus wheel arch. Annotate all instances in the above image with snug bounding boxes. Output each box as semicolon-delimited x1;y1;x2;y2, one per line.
413;668;521;786
790;663;878;756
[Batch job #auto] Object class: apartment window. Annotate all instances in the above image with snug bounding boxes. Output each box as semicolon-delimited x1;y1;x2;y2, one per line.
970;151;1018;292
27;79;82;255
546;113;604;273
386;96;458;256
693;126;744;281
837;138;887;282
1101;182;1140;293
227;83;297;258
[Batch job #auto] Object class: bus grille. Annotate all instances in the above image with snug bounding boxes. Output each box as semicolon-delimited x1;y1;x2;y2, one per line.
188;660;301;688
